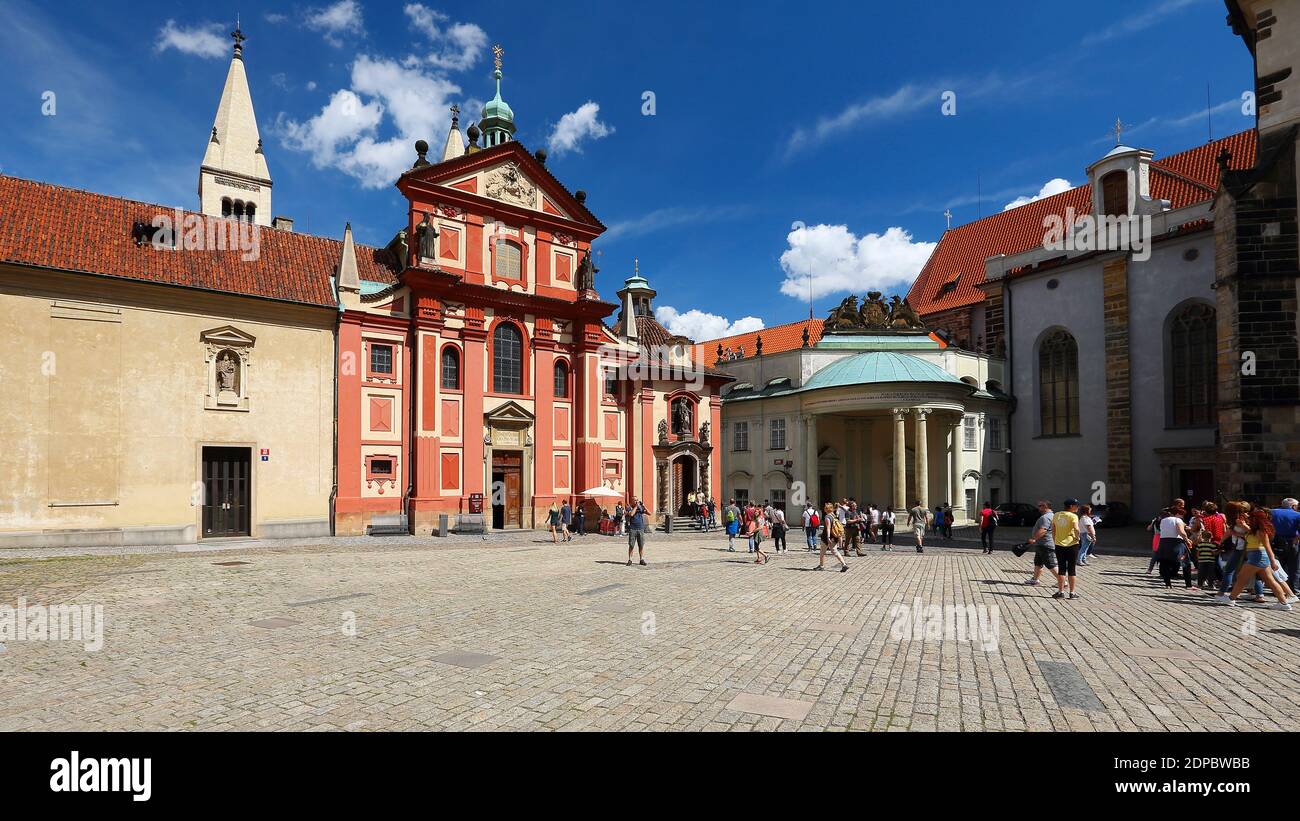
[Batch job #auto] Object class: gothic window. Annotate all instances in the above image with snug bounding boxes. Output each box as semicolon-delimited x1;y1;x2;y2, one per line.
1038;330;1079;436
553;360;569;398
1168;302;1216;427
441;345;460;390
492;323;523;394
1101;170;1127;217
495;239;522;279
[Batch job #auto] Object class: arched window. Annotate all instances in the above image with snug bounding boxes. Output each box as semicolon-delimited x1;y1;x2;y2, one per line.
1168;302;1216;426
441;345;460;390
1101;170;1127;217
495;240;522;279
221;197;232;218
245;203;256;223
553;360;569;398
1038;329;1079;436
232;200;245;220
492;323;523;394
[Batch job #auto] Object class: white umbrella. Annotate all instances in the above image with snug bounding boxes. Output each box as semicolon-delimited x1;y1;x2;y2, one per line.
578;486;623;498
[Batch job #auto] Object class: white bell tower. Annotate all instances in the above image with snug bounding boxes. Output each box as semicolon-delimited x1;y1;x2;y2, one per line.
198;24;272;226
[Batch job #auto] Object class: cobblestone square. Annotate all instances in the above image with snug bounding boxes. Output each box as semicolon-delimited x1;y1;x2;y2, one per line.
2;535;1296;731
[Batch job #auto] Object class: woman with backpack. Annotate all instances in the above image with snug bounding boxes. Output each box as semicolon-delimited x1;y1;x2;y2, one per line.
725;498;740;551
816;502;850;572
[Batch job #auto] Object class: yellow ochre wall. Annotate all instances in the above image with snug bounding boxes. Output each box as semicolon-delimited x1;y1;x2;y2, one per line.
0;267;335;548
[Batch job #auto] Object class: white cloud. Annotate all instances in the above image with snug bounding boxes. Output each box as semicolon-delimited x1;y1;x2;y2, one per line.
403;4;487;70
1081;0;1202;46
278;55;463;189
265;12;289;24
306;80;318;91
306;0;365;46
778;224;936;300
656;307;764;341
154;20;227;59
548;102;613;156
1002;177;1072;210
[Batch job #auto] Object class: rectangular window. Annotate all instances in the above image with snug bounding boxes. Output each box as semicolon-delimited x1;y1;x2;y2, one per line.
603;368;619;398
963;416;977;450
769;418;786;450
733;421;749;451
734;489;749;507
369;343;394;377
990;487;1001;506
770;489;787;518
987;417;1002;451
495;240;522;279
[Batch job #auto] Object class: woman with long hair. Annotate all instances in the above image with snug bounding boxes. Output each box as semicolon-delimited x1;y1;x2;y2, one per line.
1222;507;1295;609
1077;503;1098;565
748;508;770;564
547;503;561;543
816;502;850;572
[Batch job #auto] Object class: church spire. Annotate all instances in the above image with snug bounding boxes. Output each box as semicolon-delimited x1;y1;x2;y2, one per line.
479;44;516;147
198;21;272;226
441;103;465;161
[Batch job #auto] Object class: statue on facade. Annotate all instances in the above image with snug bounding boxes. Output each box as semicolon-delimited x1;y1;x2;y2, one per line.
415;212;437;261
657;418;669;444
825;295;861;331
700;420;710;444
576;250;598;291
886;296;925;329
858;291;890;328
216;350;239;393
671;399;692;436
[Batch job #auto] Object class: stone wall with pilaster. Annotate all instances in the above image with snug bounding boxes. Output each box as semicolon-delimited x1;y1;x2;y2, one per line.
1102;257;1134;507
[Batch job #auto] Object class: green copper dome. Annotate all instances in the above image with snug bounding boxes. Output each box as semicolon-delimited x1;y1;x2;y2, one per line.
802;351;964;391
480;68;516;146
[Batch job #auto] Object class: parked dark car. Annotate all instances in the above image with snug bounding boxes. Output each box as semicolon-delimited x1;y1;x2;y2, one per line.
994;502;1038;527
1092;501;1132;528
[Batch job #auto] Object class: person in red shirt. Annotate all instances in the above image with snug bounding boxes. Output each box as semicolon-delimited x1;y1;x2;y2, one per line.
979;501;998;554
1199;501;1226;545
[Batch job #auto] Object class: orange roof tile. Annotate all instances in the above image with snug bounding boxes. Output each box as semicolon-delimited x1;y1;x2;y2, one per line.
699;317;824;361
0;175;400;307
907;130;1257;315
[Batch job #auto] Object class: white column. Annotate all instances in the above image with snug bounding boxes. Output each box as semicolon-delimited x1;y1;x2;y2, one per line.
914;407;930;510
950;417;963;521
891;408;907;511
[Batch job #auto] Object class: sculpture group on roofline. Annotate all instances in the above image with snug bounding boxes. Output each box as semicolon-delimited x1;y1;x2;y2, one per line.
824;291;927;333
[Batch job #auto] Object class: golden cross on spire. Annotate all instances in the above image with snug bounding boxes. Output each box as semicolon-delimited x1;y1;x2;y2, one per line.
492;44;503;71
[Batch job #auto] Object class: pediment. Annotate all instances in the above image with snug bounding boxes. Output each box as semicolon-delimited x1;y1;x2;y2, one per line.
200;325;256;347
485;400;534;424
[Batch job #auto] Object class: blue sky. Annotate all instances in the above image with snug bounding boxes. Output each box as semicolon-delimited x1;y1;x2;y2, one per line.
0;0;1254;339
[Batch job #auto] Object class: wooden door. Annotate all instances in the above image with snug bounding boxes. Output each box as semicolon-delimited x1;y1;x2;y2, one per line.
202;447;251;537
492;451;523;528
1179;468;1214;512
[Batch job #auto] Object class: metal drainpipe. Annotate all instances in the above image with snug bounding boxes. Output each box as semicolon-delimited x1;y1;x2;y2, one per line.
328;278;340;537
404;321;417;534
1003;279;1015;503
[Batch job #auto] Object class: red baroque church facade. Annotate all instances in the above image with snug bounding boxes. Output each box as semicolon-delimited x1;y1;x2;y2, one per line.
334;113;727;534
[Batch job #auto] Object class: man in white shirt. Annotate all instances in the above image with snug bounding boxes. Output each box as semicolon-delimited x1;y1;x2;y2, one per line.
868;504;881;544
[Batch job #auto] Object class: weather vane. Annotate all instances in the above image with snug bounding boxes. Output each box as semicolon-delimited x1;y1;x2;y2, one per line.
493;44;504;71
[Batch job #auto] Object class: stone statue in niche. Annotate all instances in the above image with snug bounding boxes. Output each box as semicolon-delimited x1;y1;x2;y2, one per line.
415;212;437;262
671;399;692;436
216;350;239;393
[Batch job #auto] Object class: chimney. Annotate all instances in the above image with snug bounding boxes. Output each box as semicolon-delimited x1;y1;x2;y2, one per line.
272;215;294;232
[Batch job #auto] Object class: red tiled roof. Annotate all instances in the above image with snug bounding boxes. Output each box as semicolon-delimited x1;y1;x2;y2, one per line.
0;175;400;307
907;130;1257;315
699;317;825;360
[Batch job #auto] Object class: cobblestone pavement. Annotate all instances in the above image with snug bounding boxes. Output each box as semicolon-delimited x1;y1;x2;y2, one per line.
1;535;1295;731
